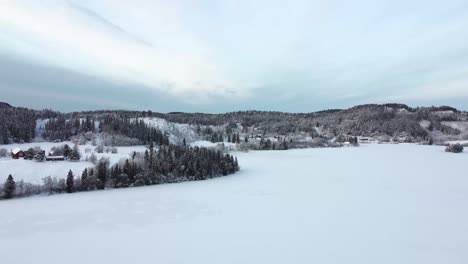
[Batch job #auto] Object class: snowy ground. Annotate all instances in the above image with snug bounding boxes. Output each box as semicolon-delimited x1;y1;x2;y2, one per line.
0;142;147;184
446;140;468;146
136;117;198;144
190;140;237;150
190;140;218;147
1;144;468;264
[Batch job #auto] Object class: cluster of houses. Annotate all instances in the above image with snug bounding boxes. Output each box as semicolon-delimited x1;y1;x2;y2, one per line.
11;148;65;161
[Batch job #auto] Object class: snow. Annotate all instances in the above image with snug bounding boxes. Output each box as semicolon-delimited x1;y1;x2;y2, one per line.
0;158;93;184
419;119;431;129
136;117;198;144
1;141;71;154
11;148;22;155
0;142;147;184
442;121;468;131
190;140;218;147
446;140;468;146
34;119;48;141
1;144;468;263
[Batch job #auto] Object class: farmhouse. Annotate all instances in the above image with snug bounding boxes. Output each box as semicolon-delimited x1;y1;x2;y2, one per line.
11;148;25;159
46;156;65;161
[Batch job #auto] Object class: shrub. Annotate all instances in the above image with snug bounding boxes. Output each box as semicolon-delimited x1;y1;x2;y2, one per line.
89;153;98;164
0;148;8;157
445;143;464;153
94;145;104;153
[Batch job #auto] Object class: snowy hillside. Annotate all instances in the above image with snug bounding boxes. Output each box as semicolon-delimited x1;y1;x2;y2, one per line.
1;144;467;264
135;117;198;144
34;118;48;141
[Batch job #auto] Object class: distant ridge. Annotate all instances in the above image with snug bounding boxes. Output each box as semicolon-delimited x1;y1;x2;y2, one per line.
0;102;12;109
0;101;467;145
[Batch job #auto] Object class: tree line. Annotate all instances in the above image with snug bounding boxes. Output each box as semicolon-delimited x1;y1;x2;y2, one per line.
1;102;466;146
0;107;36;144
0;144;239;200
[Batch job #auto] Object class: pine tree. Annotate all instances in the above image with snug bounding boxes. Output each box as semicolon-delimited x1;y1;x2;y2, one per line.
149;142;155;172
25;148;35;160
117;173;129;188
234;157;240;171
96;158;109;189
81;168;88;191
34;150;45;161
89;152;97;164
66;170;74;193
63;144;71;159
123;159;131;176
3;174;16;199
70;143;81;161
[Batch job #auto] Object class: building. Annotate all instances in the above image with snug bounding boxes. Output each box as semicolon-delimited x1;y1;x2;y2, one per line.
46;156;65;161
11;148;25;159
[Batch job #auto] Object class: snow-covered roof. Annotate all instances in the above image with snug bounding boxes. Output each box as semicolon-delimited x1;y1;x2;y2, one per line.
12;148;23;154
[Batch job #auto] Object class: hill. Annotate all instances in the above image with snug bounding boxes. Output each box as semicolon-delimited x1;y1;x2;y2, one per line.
0;102;467;146
0;102;12;109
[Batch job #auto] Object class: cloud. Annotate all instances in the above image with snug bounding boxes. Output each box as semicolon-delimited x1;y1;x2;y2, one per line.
0;0;468;111
384;77;468;102
0;0;242;102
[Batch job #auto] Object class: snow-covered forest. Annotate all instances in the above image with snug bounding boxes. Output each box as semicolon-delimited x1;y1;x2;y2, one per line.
0;102;467;200
1;102;467;263
1;103;467;147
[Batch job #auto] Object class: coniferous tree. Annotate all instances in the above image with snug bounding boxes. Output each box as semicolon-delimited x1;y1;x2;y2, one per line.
70;143;81;161
81;168;88;191
34;150;45;161
96;158;109;189
66;170;74;193
123;159;131;176
234;157;240;171
25;147;35;160
89;152;98;164
3;174;16;199
63;144;71;159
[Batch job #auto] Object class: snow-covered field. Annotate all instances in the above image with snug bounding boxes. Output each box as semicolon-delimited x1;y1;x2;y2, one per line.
0;142;147;184
1;144;468;264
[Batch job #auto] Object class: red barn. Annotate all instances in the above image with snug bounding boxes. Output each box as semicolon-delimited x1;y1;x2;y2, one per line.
11;148;25;159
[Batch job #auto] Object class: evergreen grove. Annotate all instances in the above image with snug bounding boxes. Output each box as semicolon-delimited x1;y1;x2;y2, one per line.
0;144;239;200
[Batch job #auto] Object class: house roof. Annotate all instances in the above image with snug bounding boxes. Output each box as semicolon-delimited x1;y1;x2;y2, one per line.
12;148;23;155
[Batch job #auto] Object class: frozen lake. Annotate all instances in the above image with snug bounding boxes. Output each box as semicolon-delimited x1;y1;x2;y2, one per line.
1;144;467;264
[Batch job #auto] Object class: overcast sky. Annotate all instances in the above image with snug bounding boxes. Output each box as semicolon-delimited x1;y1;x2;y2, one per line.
1;0;468;112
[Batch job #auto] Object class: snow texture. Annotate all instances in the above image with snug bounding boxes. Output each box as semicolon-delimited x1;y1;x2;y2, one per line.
1;144;468;264
34;118;48;142
136;117;198;144
190;140;219;148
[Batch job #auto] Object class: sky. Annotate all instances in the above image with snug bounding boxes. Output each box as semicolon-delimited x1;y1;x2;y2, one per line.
1;0;468;112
